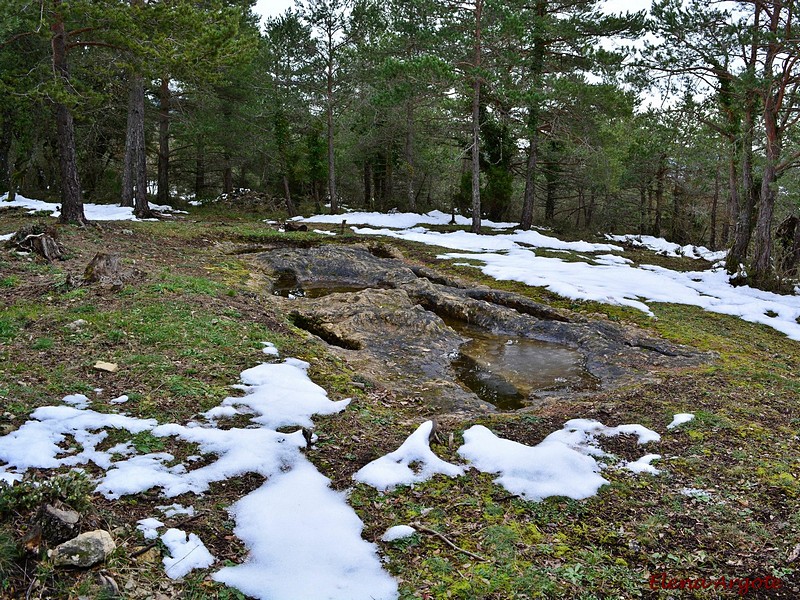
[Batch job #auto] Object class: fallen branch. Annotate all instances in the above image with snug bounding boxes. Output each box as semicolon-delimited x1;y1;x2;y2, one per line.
412;524;490;563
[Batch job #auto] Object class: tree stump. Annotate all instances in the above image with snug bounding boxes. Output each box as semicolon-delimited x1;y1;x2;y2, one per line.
8;223;66;262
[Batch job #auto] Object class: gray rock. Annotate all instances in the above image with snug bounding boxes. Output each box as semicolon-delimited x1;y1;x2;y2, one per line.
51;530;116;568
39;503;81;544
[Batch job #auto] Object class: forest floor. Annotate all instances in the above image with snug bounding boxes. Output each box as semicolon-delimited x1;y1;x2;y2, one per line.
0;203;799;599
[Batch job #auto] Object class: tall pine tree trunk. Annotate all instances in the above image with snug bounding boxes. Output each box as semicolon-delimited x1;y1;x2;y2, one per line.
282;173;297;217
0;113;11;194
122;74;151;218
405;101;416;212
326;47;338;214
520;126;538;230
195;141;205;200
728;110;756;273
157;77;170;206
51;1;86;225
470;0;483;234
751;100;780;285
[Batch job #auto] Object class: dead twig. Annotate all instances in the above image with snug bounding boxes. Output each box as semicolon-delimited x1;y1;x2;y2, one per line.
412;524;490;563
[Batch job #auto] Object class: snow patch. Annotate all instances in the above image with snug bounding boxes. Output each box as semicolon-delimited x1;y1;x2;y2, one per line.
213;459;398;600
667;413;695;429
625;454;661;475
161;528;215;579
382;525;417;542
137;517;164;540
354;421;464;491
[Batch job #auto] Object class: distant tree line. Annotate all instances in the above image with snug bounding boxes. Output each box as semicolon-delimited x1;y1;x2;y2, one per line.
1;0;799;289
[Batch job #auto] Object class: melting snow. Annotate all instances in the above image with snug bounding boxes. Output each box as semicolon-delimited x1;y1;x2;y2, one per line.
382;525;417;542
0;355;396;599
354;420;464;491
137;517;165;540
457;419;661;502
606;234;728;262
298;209;516;230
625;454;661;475
161;528;215;579
213;459;397;600
668;413;695;429
297;209;800;340
0;193;182;221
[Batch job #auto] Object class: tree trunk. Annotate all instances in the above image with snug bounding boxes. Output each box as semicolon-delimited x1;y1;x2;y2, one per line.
405;101;416;212
0;113;11;193
363;161;373;209
728;107;756;272
51;1;86;225
710;162;719;249
121;73;150;218
470;0;483;234
751;100;779;285
223;151;233;194
195;142;205;200
326;46;338;214
653;157;665;237
520;127;538;230
639;187;647;235
282;173;297;217
157;77;170;206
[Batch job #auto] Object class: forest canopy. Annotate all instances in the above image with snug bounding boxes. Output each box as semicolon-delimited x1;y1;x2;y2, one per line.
1;0;799;289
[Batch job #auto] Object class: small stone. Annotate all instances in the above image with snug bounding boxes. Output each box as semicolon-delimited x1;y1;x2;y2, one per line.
39;503;81;544
51;530;116;568
66;319;88;331
93;361;119;373
134;547;161;564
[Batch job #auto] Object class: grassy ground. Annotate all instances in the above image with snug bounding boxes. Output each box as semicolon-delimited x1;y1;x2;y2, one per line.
0;205;798;599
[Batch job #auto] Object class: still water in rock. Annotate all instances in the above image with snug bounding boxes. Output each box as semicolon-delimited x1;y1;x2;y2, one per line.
447;319;590;410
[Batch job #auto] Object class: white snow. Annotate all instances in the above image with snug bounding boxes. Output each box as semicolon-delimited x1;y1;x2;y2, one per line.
458;425;609;501
62;394;91;409
354;420;464;491
606;234;728;262
625;454;661;475
667;413;695;429
0;354;394;598
161;528;215;579
137;517;164;540
109;395;129;405
157;503;196;518
0;193;182;221
0;232;14;242
261;341;279;356
298;209;516;230
0;469;22;485
213;459;398;600
299;209;800;340
352;226;621;254
382;525;417;542
213;359;351;429
457;419;661;502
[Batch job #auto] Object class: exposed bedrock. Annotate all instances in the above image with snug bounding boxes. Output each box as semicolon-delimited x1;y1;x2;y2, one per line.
255;245;713;414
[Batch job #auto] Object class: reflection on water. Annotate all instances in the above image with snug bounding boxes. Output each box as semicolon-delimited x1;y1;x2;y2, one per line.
447;319;590;410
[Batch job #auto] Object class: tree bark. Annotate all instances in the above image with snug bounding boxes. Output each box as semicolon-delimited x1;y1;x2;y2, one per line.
520;126;538;230
282;173;297;217
0;113;11;193
405;101;416;212
195;141;205;200
121;73;151;218
223;151;233;194
326;35;338;214
728;109;756;273
710;162;719;249
751;100;779;285
363;161;373;209
156;77;170;206
51;1;86;225
470;0;483;234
